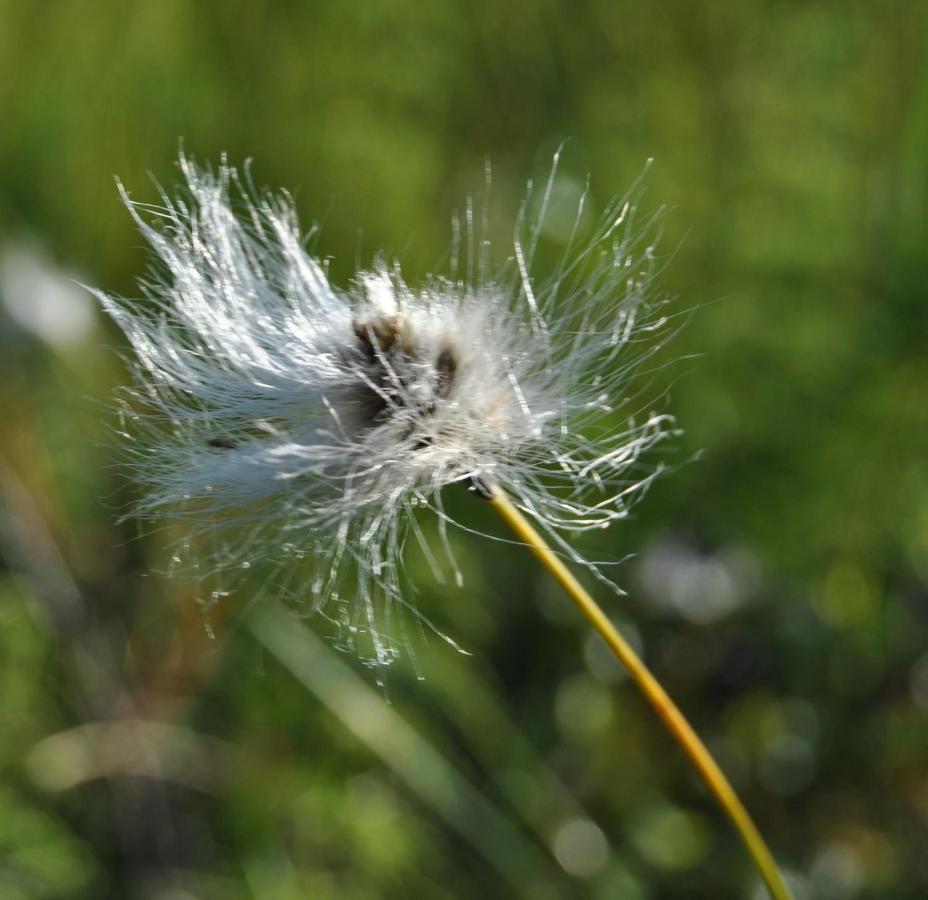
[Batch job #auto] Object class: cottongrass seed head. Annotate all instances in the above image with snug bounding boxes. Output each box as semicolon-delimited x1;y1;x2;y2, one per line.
97;152;680;670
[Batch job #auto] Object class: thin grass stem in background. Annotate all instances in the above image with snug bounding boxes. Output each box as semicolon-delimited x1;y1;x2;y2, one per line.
249;603;571;899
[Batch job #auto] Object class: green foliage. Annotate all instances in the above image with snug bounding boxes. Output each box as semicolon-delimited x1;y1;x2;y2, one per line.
0;1;926;897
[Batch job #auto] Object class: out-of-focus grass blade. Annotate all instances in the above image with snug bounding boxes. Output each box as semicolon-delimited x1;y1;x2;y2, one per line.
249;603;571;900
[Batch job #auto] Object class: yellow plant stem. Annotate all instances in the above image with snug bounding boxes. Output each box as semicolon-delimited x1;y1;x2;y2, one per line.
487;485;793;900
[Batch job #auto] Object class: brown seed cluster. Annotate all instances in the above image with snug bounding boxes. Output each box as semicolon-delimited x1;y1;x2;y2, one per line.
352;315;458;439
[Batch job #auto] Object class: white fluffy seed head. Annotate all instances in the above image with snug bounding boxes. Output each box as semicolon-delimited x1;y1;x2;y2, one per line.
97;153;680;670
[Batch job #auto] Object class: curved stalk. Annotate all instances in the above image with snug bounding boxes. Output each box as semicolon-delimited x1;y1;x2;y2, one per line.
486;485;793;900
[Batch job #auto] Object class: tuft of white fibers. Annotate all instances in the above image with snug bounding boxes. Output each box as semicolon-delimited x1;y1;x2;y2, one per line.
96;152;681;671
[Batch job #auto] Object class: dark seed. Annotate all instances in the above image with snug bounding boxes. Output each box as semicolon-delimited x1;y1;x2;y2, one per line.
435;348;457;399
353;318;399;359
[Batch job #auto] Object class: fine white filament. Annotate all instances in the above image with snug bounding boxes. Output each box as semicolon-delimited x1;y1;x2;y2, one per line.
98;153;679;670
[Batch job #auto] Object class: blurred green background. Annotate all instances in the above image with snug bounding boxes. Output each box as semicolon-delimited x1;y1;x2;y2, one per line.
1;2;927;898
